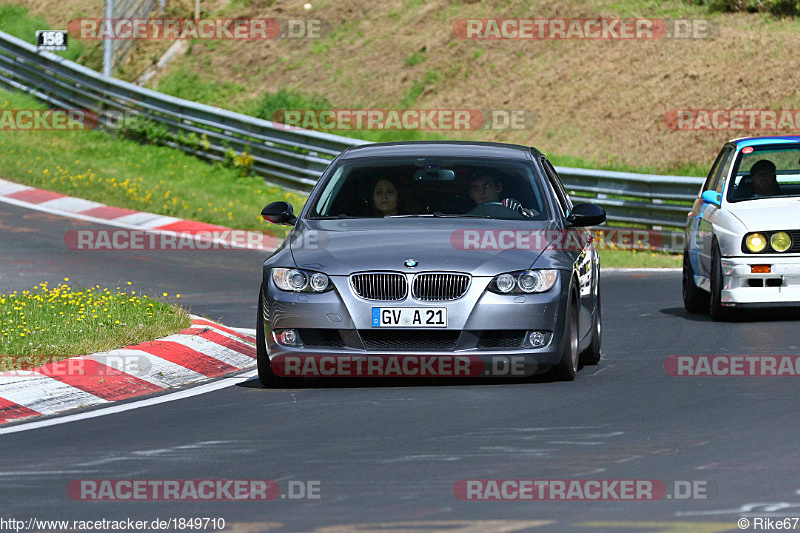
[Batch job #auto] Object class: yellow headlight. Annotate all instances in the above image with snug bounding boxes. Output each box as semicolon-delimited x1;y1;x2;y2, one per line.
746;233;767;253
770;232;792;253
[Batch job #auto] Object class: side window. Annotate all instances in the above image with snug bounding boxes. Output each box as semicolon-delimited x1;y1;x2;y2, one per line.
714;148;735;194
703;146;731;193
541;157;571;216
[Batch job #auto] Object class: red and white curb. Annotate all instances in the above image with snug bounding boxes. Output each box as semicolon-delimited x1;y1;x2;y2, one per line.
0;177;279;251
0;316;257;425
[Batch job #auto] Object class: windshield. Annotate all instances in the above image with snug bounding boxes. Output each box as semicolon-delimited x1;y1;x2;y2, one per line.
727;145;800;202
309;157;550;221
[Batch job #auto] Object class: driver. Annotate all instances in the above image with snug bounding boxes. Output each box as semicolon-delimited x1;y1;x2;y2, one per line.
468;172;536;217
750;159;781;197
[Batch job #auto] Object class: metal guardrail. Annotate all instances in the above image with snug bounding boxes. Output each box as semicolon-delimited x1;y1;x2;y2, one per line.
0;29;703;237
557;167;703;229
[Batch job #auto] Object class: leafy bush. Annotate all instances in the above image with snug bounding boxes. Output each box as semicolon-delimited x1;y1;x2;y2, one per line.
121;116;211;156
122;115;171;145
176;132;211;152
224;148;255;176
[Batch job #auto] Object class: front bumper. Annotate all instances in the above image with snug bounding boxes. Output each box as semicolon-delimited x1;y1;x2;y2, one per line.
262;273;569;372
721;255;800;306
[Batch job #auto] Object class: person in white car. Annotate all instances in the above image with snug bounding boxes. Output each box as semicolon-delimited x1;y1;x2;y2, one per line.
750;160;782;197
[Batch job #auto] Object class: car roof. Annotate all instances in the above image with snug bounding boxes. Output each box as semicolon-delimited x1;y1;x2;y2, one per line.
339;141;539;160
729;135;800;148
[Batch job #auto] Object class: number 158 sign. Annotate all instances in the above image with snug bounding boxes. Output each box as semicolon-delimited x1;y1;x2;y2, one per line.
36;30;68;51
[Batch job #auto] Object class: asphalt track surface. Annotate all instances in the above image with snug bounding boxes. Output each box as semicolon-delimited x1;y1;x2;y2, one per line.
3;200;800;532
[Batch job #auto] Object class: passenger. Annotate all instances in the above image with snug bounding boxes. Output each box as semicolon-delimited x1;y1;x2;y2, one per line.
468;172;536;217
371;178;406;216
750;160;781;196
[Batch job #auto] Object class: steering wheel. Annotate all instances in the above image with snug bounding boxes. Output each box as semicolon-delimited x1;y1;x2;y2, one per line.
466;201;527;219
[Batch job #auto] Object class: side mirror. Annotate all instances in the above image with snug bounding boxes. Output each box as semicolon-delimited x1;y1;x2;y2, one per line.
261;201;297;225
566;203;606;227
701;190;722;207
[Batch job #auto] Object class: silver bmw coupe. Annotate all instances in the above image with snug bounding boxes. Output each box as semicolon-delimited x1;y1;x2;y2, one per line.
257;142;606;386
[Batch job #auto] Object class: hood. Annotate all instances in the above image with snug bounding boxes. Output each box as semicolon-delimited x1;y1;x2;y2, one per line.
726;197;800;231
287;218;559;276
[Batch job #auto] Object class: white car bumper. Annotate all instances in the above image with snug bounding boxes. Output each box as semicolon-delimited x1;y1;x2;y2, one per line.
721;255;800;306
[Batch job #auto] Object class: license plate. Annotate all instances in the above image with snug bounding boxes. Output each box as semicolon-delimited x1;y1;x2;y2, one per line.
372;307;447;328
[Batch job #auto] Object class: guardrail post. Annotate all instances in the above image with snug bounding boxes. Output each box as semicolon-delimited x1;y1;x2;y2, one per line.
103;0;114;77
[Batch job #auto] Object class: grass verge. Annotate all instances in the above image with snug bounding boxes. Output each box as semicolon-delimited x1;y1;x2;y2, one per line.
0;89;306;233
0;280;191;364
599;249;681;268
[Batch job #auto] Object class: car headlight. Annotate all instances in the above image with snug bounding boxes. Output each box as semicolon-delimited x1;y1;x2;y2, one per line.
770;232;792;253
272;268;331;292
489;270;559;294
495;274;516;293
745;233;767;253
309;272;329;291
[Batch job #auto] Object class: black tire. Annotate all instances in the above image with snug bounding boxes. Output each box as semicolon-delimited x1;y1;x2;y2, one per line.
709;242;736;322
554;285;580;381
682;249;709;314
579;284;601;366
257;289;303;388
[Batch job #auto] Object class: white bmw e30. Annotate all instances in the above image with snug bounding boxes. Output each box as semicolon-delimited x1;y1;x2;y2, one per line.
683;135;800;320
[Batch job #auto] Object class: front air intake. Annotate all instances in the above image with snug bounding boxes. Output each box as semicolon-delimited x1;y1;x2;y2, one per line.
350;272;408;301
412;273;470;301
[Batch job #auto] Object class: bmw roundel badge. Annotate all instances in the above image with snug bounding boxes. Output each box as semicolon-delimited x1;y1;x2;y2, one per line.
404;259;418;268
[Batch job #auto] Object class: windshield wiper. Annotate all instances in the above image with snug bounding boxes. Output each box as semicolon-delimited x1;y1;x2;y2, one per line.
429;213;494;218
387;213;494;219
